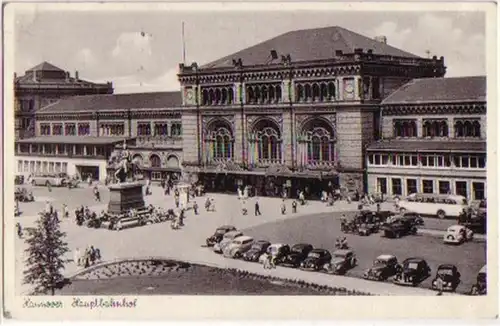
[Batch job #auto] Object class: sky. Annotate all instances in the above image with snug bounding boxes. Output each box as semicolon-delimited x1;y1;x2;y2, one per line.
13;9;486;94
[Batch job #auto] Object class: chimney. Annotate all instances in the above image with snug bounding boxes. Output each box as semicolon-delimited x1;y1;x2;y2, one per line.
32;70;38;82
374;36;387;44
75;70;79;80
65;71;70;81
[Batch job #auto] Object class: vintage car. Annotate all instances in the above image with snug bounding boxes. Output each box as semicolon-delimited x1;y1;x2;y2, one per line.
431;264;461;292
223;235;254;258
300;249;332;271
258;243;290;264
15;188;34;202
363;254;400;281
31;173;67;187
470;265;487;295
393;257;431;286
443;225;474;244
324;249;357;275
281;243;314;268
206;225;237;247
380;218;418;238
243;240;271;262
15;175;24;185
213;230;243;254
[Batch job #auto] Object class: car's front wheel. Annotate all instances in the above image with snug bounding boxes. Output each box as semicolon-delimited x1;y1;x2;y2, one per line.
437;210;446;219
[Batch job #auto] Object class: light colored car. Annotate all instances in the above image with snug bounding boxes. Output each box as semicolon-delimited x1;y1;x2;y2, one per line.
443;225;474;244
223;235;254;258
213;230;243;254
31;173;67;187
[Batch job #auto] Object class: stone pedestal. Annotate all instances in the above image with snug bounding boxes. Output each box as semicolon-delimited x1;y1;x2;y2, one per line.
108;182;145;215
176;182;190;208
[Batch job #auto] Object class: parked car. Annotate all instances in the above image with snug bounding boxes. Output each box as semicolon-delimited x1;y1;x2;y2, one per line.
300;249;332;271
363;254;400;281
443;225;474;244
258;243;290;264
381;218;418;238
15;188;34;202
431;264;461;292
281;243;314;268
324;249;357;275
470;265;487;295
206;225;237;247
393;257;431;286
213;230;243;254
15;175;24;185
243;240;271;262
223;235;254;258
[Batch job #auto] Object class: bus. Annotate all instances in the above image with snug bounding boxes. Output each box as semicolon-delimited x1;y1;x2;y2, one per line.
398;193;468;219
31;173;68;187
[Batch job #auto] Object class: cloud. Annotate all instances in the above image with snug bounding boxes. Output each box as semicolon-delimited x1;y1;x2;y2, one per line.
111;68;180;94
370;13;485;77
74;48;96;68
110;32;155;77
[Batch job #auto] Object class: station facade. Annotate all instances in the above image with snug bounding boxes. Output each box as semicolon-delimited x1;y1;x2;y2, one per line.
14;92;183;181
177;26;446;197
14;62;113;140
366;76;487;201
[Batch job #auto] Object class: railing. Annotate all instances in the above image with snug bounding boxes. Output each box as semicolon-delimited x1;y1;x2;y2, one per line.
304;161;336;169
256;159;283;167
15;151;107;160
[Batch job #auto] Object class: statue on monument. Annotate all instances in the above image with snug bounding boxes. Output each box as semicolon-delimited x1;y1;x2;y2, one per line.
114;141;139;183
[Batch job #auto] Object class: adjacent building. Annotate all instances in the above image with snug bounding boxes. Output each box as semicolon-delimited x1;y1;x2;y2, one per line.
14;61;113;140
178;26;446;197
15;91;182;181
366;76;487;201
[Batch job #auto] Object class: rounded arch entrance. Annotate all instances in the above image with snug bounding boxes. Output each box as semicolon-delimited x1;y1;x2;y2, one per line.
297;118;336;166
166;154;180;169
248;118;282;165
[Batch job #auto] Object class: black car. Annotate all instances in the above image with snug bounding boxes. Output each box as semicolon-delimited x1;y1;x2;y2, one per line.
243;240;271;262
381;218;418;238
471;265;487;295
281;243;314;268
363;254;400;281
431;264;461;292
393;258;431;286
205;225;237;247
300;249;332;271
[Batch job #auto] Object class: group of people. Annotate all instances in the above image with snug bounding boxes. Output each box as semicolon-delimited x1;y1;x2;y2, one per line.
74;245;102;268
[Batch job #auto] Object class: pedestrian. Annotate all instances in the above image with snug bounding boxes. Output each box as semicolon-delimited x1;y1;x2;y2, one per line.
16;222;23;239
281;199;287;215
254;199;261;216
193;201;199;215
436;275;444;296
376;203;381;213
90;246;96;265
394;196;400;210
292;200;297;213
242;200;248;215
47;182;52;192
62;204;68;218
74;247;81;266
95;247;102;262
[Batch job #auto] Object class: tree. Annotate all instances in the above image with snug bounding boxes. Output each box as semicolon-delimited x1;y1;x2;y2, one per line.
23;212;70;295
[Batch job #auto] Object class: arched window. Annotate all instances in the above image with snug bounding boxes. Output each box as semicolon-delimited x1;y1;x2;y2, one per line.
150;154;161;168
202;89;209;105
208;89;215;105
312;83;320;101
261;85;268;103
276;85;282;102
300;119;335;164
439;121;448;137
221;88;228;104
171;123;182;137
246;87;254;104
472;121;481;137
455;119;481;138
394;120;417;138
296;84;304;102
423;120;448;138
227;87;234;104
394;121;402;137
269;86;275;103
328;82;336;100
132;154;144;167
255;87;261;103
454;121;464;137
205;121;233;161
320;83;328;101
305;84;312;101
215;89;222;104
252;120;281;162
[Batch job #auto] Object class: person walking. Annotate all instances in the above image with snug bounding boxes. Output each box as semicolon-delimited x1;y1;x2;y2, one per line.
292;200;297;214
16;222;23;239
193;201;199;215
281;199;287;215
254;199;261;216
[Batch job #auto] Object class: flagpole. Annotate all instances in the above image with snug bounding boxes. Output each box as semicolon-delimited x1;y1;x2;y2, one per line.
182;22;186;64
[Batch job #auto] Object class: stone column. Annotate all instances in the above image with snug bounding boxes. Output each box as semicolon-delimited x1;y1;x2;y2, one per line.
83;146;87;156
354;78;361;100
337;78;343;101
282;80;291;103
234;82;242;104
416;118;423;138
448;117;455;138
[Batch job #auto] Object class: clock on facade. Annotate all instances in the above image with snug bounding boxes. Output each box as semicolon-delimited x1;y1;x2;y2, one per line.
185;88;195;104
344;81;354;94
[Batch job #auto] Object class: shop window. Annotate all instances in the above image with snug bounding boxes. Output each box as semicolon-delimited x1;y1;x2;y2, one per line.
391;178;402;196
473;182;485;200
422;180;434;194
438;181;450;194
23;161;29;173
455;181;468;198
29;161;35;173
62;163;68;173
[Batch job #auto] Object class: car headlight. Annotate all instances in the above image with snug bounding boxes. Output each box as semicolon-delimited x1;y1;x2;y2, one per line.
300;262;304;267
447;282;452;286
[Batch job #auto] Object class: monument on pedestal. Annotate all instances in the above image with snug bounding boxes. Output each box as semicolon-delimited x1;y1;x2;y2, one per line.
176;169;192;208
107;142;145;214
